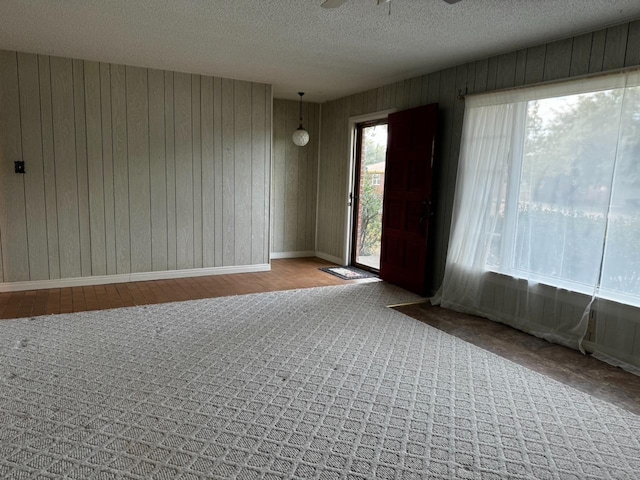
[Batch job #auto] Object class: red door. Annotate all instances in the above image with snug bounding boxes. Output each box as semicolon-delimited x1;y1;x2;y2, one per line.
379;104;438;295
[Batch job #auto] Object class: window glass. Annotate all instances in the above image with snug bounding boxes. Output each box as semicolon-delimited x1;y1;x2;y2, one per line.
600;85;640;301
482;82;640;305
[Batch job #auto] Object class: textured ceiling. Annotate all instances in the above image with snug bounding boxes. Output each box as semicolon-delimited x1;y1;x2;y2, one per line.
1;0;640;102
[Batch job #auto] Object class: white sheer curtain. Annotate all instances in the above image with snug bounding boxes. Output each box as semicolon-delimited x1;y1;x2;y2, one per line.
433;71;640;352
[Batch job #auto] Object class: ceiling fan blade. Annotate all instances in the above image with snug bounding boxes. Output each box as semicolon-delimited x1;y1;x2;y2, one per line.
442;0;464;3
321;0;348;8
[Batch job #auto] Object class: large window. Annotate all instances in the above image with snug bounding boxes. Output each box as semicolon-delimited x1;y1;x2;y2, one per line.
480;75;640;305
435;71;640;350
444;71;640;309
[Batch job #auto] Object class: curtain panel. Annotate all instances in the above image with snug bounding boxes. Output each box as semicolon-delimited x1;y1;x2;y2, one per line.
433;70;640;352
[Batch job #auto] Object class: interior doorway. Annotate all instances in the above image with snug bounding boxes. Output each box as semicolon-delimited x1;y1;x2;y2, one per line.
351;120;389;272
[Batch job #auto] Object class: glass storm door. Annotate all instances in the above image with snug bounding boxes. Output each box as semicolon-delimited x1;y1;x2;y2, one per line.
351;121;388;272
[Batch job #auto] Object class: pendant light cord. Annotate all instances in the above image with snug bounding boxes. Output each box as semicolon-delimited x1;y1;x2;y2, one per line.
298;92;304;128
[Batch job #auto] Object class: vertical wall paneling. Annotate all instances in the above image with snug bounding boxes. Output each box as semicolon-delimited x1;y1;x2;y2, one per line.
302;101;312;251
334;99;343;256
338;98;349;253
100;62;116;275
315;102;329;253
264;85;272;259
420;76;430;105
602;313;636;356
425;71;439;104
110;63;131;274
0;50;272;285
0;51;27;281
356;92;367;115
307;103;318;251
386;84;398;110
234;80;252;265
402;79;413;109
382;83;394;110
213;77;224;267
164;71;177;270
272;96;285;253
514;50;528;86
387;83;398;109
524;45;546;84
284;100;299;252
38;55;61;279
271;98;320;255
324;99;337;255
625;20;640;67
174;72;194;269
376;86;384;111
148;68;167;271
485;56;498;91
337;99;350;253
51;56;82;278
192;75;203;268
465;61;477;95
589;29;606;73
73;59;92;277
366;89;377;112
201;75;215;267
603;23;629;71
543;38;573;81
393;81;406;110
17;52;49;280
296;101;308;251
409;77;422;108
570;33;593;77
303;102;313;251
84;61;107;276
221;78;235;266
317;100;329;256
348;92;359;117
495;52;517;90
126;66;152;273
354;91;366;115
251;84;266;264
349;92;364;117
319;100;333;255
473;59;488;93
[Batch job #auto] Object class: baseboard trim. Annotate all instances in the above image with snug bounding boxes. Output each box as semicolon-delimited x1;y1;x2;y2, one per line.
315;251;344;265
0;264;271;292
270;251;316;259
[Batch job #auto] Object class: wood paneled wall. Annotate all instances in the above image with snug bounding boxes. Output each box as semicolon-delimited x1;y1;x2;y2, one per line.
271;99;320;254
0;50;272;283
316;20;640;291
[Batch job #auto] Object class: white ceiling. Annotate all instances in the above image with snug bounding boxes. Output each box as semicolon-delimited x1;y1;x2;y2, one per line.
1;0;640;102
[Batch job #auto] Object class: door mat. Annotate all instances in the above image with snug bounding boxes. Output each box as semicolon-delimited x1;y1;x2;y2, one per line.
319;266;377;280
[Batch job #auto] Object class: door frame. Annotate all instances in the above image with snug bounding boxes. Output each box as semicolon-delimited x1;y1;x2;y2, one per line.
350;118;389;272
344;109;397;266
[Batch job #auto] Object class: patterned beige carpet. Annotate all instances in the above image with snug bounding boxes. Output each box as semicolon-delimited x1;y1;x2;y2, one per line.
1;282;639;479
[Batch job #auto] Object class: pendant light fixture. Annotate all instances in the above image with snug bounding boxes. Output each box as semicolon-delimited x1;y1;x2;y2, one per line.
292;92;310;147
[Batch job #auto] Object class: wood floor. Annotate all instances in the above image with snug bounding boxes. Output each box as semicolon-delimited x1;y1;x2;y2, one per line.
1;257;638;416
0;258;375;319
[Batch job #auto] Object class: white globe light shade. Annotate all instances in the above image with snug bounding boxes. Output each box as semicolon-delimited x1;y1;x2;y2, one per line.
292;127;310;147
